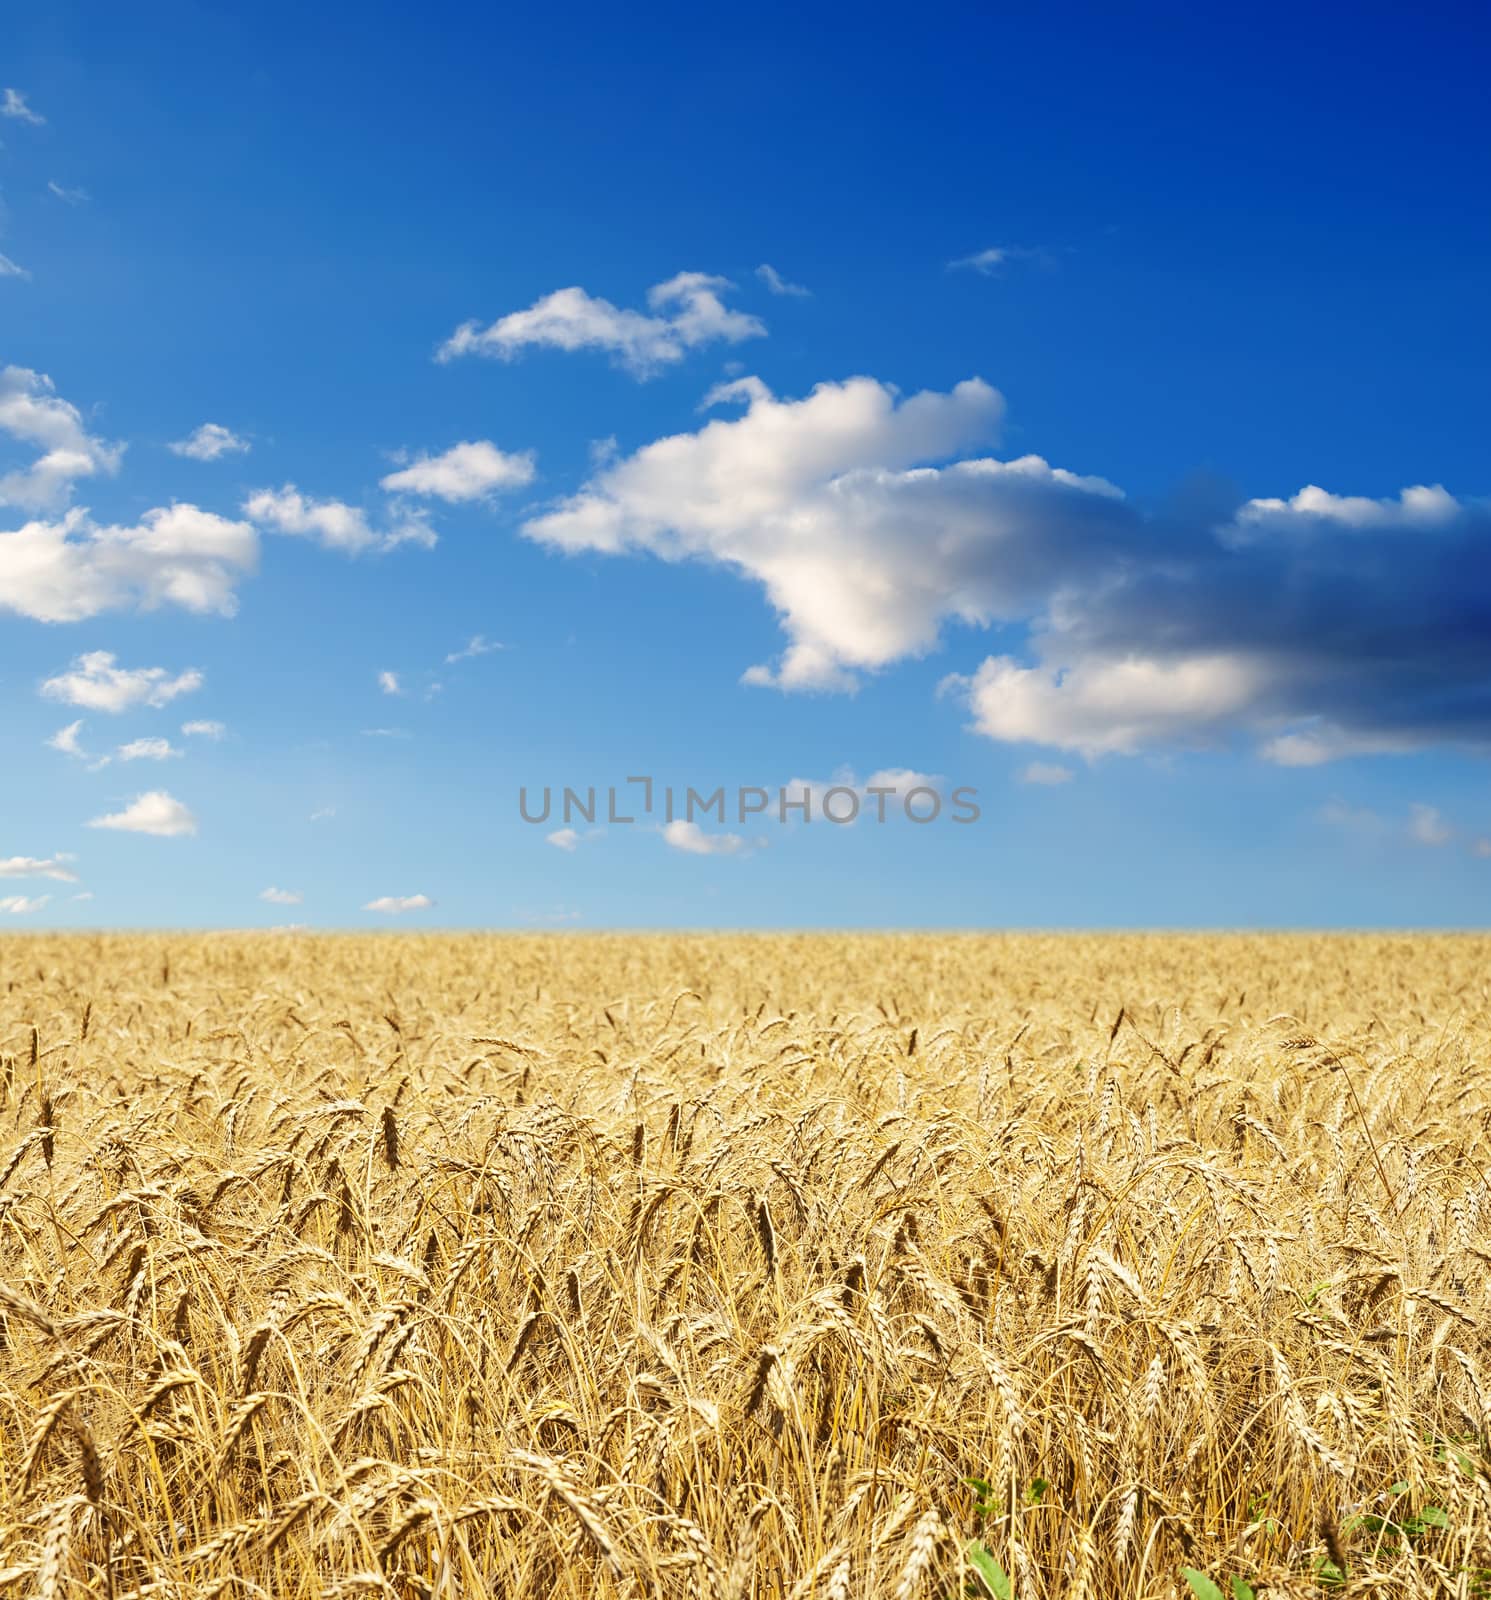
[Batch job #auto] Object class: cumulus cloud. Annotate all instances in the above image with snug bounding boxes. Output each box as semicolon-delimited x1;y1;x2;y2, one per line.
1020;761;1074;785
244;486;435;553
756;263;810;297
1473;838;1491;860
42;652;203;713
0;504;258;622
1;895;50;914
309;806;336;821
1;89;43;125
445;633;502;663
380;440;535;502
524;372;1491;763
521;373;1136;690
0;855;78;882
259;887;303;905
169;423;250;461
117;736;181;761
662;819;758;856
182;719;225;738
438;272;765;378
0;366;124;511
546;828;580;851
377;670;401;696
363;893;432;913
1408;803;1452;847
87;791;197;836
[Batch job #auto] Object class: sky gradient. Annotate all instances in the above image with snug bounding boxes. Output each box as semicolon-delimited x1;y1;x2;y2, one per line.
3;2;1489;927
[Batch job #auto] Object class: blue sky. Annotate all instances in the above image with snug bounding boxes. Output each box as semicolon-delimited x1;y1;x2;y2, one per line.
2;1;1489;928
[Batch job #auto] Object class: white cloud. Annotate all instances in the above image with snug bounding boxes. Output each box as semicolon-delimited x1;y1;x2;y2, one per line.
780;766;946;823
1473;838;1491;860
0;856;78;882
243;486;375;552
363;893;432;913
0;366;125;511
118;736;181;761
546;828;580;851
1318;800;1386;838
445;633;503;663
0;895;50;914
756;264;811;298
182;719;225;739
46;719;86;756
169;423;250;461
71;890;93;902
259;887;303;905
438;272;765;379
0;504;258;622
245;485;435;553
86;791;197;837
378;670;401;696
1020;761;1074;785
1;89;43;125
42;652;203;713
949;653;1264;759
47;181;89;206
521;374;1152;691
309;806;336;822
662;819;757;856
1408;804;1452;847
361;727;409;739
949;247;1011;274
0;254;30;280
949;246;1051;275
380;440;535;502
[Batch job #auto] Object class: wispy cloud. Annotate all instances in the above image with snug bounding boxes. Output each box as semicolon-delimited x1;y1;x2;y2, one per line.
46;719;86;756
445;633;503;664
1;89;44;126
47;181;89;206
0;894;50;914
0;855;78;883
41;652;203;713
377;670;402;696
259;886;303;905
182;719;225;739
117;737;182;762
756;263;811;298
948;245;1050;275
0;254;30;281
1408;803;1452;847
363;893;432;914
438;272;765;379
1020;761;1075;786
170;422;250;461
87;791;198;837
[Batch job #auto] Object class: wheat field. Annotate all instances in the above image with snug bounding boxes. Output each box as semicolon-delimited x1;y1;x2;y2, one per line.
1;932;1489;1599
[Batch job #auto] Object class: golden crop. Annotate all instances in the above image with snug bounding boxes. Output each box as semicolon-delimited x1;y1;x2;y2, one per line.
1;932;1489;1598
